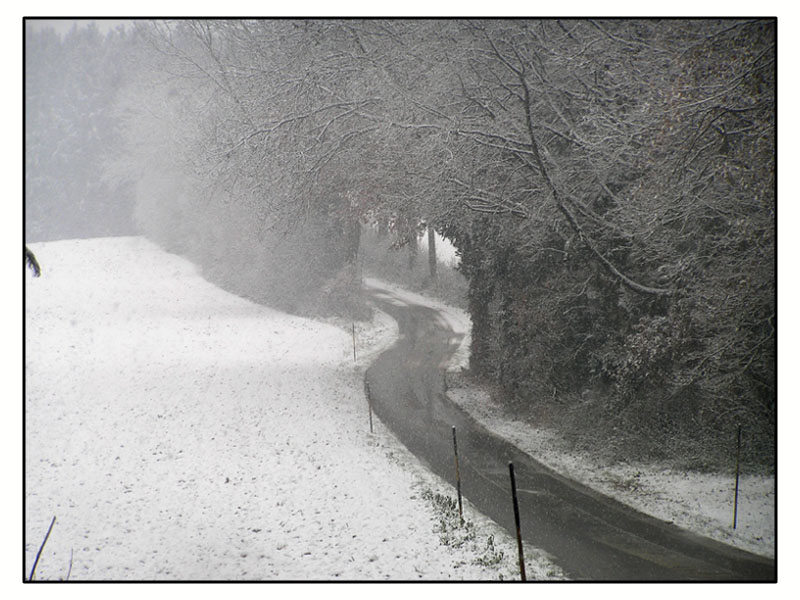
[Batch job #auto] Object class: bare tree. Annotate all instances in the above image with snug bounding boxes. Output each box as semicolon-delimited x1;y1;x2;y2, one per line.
106;19;774;464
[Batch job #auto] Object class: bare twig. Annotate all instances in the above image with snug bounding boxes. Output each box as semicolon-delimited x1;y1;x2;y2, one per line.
66;548;74;581
29;516;56;581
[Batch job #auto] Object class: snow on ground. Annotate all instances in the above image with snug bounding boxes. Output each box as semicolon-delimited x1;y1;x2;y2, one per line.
24;237;561;581
448;385;775;560
374;281;776;561
364;278;472;372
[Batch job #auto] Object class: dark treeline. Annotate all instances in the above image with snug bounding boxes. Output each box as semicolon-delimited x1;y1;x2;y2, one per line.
25;22;139;241
25;19;775;470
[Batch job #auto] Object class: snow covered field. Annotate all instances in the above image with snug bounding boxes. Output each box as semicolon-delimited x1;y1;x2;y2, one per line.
24;237;561;581
21;235;777;583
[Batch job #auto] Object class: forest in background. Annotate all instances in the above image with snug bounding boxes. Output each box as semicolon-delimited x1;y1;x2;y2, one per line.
25;19;776;471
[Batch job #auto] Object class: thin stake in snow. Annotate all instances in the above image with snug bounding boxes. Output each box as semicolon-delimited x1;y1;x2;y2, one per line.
509;463;527;582
365;381;374;434
352;323;357;362
66;548;74;581
29;515;56;581
452;426;464;525
733;424;742;529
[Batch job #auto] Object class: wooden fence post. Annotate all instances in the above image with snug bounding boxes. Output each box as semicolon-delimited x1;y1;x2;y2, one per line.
509;462;527;581
365;381;374;434
452;426;464;525
733;424;742;529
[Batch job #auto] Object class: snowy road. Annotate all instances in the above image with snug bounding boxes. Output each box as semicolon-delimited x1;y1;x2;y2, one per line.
364;285;776;581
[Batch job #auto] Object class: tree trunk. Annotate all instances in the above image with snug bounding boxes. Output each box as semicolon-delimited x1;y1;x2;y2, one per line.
377;216;389;237
345;217;361;265
427;221;437;281
408;227;418;271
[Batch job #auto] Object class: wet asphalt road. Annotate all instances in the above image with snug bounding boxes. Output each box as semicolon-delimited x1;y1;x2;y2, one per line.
364;287;776;581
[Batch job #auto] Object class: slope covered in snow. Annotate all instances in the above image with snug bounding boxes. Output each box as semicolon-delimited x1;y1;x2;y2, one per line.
24;237;560;581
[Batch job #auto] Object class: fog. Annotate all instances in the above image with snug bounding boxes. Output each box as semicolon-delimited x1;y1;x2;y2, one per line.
24;18;776;581
24;18;775;466
27;19;131;36
25;18;463;320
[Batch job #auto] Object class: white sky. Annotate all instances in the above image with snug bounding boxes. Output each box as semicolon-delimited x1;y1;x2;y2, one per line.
25;18;133;35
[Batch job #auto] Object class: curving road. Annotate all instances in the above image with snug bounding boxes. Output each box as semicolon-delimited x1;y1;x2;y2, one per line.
364;285;776;581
